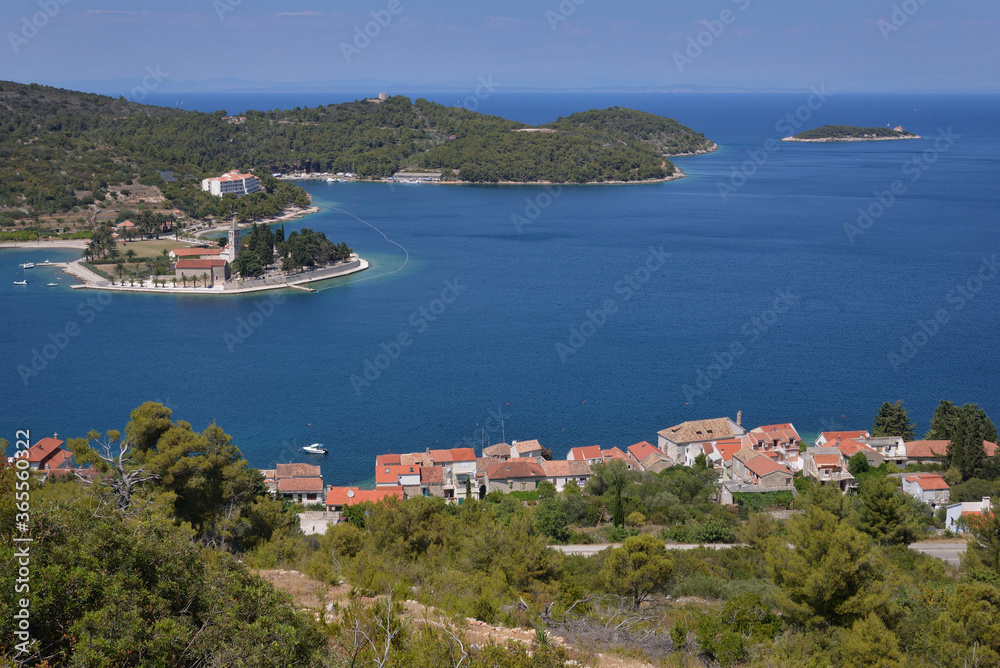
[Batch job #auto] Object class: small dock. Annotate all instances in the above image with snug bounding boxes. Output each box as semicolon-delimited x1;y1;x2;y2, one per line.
286;284;316;293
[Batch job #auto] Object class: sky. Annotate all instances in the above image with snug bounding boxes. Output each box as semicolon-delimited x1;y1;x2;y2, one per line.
1;0;998;93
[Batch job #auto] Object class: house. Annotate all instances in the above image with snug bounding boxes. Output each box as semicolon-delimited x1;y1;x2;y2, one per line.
170;247;223;260
201;170;262;197
483;460;547;494
175;258;230;286
836;437;884;468
274;463;325;503
901;473;950;509
21;435;66;470
741;457;794;488
567;445;604;466
509;439;543;460
801;447;855;492
627;441;673;473
375;464;421;488
741;423;801;468
541;459;592;492
602;447;635;469
904;440;949;464
427;448;477;499
483;443;511;461
861;436;907;466
945;497;993;532
325;486;403;521
815;430;869;448
658;417;746;465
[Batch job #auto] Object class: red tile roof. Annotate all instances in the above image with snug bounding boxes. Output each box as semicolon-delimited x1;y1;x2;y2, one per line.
428;447;476;463
569;445;603;461
745;457;792;477
745;423;800;447
27;437;64;463
277;477;324;493
176;259;227;269
602;447;630;462
375;464;419;485
837;438;877;458
376;454;401;467
627;441;658;461
542;460;572;477
276;463;321;479
904;440;950;459
813;454;843;467
325;486;403;507
485;461;546;480
714;439;743;462
420;466;444;484
905;474;949;491
820;430;869;443
43;449;74;470
513;439;542;454
483;443;511;458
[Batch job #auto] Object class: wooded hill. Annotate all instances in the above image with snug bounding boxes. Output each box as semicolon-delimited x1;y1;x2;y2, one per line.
792;124;919;140
0;81;714;222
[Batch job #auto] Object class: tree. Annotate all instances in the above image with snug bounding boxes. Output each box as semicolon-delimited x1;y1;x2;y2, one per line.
840;613;905;668
848;451;871;477
766;506;887;627
872;400;916;441
585;460;632;527
856;475;922;546
600;534;673;609
534;499;569;543
926;400;962;440
202;272;209;287
962;499;1000;574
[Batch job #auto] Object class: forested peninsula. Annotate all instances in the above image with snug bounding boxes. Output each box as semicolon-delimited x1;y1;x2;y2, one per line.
0;81;715;230
784;124;921;142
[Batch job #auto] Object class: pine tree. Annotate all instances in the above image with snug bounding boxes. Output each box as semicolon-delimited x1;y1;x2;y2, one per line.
871;400;916;441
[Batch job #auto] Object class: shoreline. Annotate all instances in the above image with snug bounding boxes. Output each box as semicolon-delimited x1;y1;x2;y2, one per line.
63;256;369;295
781;135;922;143
190;205;322;240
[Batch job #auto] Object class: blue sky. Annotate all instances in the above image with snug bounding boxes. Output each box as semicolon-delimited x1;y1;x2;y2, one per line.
2;0;997;92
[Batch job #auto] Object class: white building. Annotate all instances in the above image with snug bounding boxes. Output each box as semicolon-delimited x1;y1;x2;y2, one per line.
901;473;950;509
945;497;992;532
201;170;262;197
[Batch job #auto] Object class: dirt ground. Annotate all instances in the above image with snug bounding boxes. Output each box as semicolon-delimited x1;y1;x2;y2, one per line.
254;569;657;668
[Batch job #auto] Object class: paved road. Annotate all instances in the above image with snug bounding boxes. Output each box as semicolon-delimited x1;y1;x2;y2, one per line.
553;541;967;566
910;541;966;567
550;543;743;556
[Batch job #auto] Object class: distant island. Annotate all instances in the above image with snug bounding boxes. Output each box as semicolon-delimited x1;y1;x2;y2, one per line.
783;124;921;142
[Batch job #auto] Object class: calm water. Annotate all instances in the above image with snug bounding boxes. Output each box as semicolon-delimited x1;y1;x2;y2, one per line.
2;93;998;485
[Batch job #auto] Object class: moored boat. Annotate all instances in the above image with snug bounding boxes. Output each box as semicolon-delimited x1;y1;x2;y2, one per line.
301;443;328;455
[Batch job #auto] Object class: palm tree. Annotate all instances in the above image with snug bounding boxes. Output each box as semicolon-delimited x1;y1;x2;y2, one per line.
115;263;125;285
202;272;209;288
172;276;177;288
181;275;187;288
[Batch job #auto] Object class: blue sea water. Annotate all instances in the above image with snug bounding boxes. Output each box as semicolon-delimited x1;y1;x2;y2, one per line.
2;92;998;485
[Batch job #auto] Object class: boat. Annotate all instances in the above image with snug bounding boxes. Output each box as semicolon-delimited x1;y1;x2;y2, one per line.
13;280;27;285
19;262;35;269
301;443;328;455
47;282;58;287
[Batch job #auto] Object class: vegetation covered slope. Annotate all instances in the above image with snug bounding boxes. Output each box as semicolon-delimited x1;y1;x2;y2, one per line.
792;124;918;139
0;81;715;223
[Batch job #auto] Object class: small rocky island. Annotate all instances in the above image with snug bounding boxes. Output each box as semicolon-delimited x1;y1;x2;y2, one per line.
783;124;921;142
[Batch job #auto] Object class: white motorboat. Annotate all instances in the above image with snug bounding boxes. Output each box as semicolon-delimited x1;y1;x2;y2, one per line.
13;280;27;285
302;443;328;455
47;282;59;287
19;262;35;269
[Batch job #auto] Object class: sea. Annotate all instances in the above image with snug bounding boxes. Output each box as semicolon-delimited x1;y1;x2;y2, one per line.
2;92;998;486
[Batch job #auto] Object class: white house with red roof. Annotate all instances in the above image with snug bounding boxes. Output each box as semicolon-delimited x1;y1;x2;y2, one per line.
175;258;230;286
815;430;869;448
272;462;325;503
567;445;604;466
20;435;73;471
904;440;950;464
375;463;421;488
509;439;543;460
541;459;592;491
658;417;745;464
428;447;477;499
901;473;950;508
201;170;262;197
627;441;672;473
945;497;993;533
325;486;403;520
